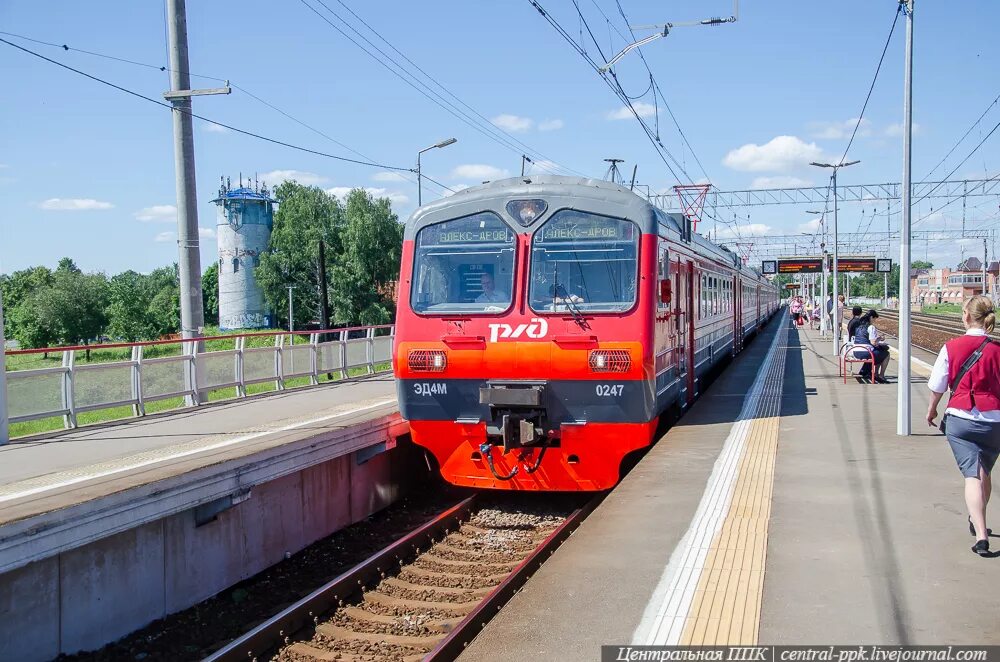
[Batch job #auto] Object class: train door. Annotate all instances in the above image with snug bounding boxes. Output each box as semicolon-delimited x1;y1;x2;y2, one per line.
685;261;696;405
734;276;742;353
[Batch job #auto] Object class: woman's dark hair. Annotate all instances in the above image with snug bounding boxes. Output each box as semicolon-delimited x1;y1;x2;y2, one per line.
868;309;879;319
852;306;863;316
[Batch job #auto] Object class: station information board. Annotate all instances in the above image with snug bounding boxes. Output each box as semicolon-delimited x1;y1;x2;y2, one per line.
762;257;892;274
777;258;823;274
785;283;801;289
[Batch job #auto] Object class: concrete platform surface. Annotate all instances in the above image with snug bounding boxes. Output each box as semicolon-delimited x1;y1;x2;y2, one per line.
460;315;1000;660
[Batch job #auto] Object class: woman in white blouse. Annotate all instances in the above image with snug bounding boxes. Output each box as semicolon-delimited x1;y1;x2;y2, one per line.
927;296;1000;556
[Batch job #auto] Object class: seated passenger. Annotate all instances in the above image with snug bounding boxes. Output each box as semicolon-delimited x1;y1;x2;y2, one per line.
475;272;508;304
846;306;864;339
853;309;890;384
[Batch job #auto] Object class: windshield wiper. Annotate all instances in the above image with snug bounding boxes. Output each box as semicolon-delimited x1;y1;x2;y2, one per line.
564;296;589;329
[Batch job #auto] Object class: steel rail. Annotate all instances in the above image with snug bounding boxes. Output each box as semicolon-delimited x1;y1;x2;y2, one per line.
203;496;477;662
424;495;601;661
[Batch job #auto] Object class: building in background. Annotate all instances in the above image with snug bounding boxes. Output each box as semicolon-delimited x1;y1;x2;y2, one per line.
910;258;999;304
212;178;275;330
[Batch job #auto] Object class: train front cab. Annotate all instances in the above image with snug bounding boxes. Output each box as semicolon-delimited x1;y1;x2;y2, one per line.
394;182;664;491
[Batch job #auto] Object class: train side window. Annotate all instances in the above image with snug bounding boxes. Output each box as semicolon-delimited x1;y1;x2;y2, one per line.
657;243;669;311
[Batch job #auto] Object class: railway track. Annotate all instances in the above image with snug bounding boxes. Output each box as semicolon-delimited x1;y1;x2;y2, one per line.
876;309;1000;354
205;495;595;662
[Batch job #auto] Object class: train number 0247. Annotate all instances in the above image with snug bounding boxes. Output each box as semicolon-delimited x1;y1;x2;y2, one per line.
595;384;624;397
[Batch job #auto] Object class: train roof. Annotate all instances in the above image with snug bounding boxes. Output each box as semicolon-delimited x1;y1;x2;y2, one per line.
407;175;769;281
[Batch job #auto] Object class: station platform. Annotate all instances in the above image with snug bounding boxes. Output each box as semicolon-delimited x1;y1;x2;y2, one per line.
0;374;412;661
0;374;398;571
461;313;999;658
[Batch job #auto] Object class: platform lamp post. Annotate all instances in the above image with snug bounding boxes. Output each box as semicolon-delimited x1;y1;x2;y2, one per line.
806;210;828;336
416;138;457;207
810;160;861;356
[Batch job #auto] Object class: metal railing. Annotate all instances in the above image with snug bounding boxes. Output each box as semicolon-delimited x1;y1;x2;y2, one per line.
4;325;394;432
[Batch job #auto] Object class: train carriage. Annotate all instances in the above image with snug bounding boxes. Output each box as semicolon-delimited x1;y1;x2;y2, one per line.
393;176;778;491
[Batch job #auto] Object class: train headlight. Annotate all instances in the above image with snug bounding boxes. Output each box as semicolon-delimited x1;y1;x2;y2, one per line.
589;349;631;373
408;349;447;372
506;199;547;226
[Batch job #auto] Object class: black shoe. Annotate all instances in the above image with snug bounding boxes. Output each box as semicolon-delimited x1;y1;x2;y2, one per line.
875;377;889;384
855;376;867;384
972;539;990;556
969;517;992;537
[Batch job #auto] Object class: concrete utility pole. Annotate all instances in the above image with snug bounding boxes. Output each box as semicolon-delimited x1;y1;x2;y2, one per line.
0;296;7;446
898;0;915;436
807;211;829;336
287;285;295;333
164;0;229;340
984;238;988;296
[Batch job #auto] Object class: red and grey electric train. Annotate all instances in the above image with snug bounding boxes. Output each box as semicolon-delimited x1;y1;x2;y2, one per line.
393;176;779;491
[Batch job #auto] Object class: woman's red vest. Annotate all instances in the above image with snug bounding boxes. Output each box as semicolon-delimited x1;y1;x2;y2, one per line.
946;334;1000;412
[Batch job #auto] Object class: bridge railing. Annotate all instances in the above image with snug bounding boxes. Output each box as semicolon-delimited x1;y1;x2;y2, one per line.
4;325;394;431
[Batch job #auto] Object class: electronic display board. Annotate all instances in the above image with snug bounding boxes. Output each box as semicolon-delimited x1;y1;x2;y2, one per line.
537;214;634;242
761;260;777;275
420;213;513;246
777;258;823;274
785;283;801;289
838;258;877;273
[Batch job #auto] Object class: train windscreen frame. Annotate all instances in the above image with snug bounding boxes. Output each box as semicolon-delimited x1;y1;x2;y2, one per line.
528;209;639;314
410;211;516;314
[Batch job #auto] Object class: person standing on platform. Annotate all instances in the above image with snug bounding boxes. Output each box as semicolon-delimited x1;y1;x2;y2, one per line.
926;295;1000;557
837;294;846;336
789;296;803;327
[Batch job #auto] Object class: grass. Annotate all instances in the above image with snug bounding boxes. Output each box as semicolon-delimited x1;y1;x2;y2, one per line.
921;303;963;316
7;328;392;438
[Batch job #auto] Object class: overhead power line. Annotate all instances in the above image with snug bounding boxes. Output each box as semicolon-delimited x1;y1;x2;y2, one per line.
301;0;583;178
0;37;415;172
0;29;453;195
839;3;902;165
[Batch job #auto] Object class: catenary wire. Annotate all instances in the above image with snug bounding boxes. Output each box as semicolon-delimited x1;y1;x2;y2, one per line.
0;37;415;173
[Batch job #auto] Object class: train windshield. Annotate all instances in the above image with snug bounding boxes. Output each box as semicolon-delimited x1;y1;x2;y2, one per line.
410;212;516;314
529;210;639;313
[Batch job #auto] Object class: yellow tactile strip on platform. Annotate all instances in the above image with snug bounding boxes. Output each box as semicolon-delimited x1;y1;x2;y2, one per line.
633;320;787;646
679;414;779;644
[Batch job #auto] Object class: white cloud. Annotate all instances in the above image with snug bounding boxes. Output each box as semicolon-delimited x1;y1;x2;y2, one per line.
203;122;230;134
607;101;656;120
325;186;410;206
259;170;328;186
199;227;216;239
750;176;813;189
154;231;175;243
722;136;825;173
538;119;564;131
492;114;533;132
39;198;114;211
715;223;774;240
134;204;177;223
885;122;921;137
372;171;409;183
798;218;824;234
808;118;872;140
451;164;509;181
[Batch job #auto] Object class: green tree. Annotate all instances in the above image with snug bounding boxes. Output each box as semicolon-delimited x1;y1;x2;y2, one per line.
1;266;54;340
16;269;109;352
329;189;403;325
202;261;219;326
146;265;180;337
912;260;933;270
106;270;155;341
256;182;343;330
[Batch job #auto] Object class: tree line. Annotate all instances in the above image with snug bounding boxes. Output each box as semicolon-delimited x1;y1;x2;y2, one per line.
1;183;403;349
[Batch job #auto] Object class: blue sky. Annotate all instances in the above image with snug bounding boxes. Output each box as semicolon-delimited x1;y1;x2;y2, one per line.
2;0;998;276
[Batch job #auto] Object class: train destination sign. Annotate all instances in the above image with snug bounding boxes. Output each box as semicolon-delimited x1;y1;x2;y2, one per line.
538;217;632;242
777;258;823;274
